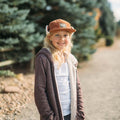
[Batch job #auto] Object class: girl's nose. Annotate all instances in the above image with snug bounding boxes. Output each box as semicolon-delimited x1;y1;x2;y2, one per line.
59;36;65;41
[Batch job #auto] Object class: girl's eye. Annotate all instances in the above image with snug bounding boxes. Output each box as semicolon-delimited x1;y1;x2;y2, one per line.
54;33;69;37
55;34;59;36
64;34;69;37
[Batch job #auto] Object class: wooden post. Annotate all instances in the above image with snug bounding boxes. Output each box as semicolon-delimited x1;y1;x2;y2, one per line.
0;48;15;67
30;49;35;72
0;48;14;52
0;60;16;67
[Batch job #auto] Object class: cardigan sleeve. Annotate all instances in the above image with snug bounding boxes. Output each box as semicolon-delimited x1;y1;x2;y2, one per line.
34;55;54;120
76;71;85;120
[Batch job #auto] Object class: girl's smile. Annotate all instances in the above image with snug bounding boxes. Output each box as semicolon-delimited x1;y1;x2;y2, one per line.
49;31;70;51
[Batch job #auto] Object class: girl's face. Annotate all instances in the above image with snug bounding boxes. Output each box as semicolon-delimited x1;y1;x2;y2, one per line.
49;31;71;51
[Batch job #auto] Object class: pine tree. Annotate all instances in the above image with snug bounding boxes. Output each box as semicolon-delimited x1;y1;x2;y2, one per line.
0;0;44;63
97;0;116;46
116;20;120;37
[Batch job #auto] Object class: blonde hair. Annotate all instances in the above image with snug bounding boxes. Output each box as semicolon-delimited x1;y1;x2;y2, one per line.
44;32;73;66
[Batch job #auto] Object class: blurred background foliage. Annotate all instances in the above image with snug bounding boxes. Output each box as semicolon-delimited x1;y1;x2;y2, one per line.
0;0;117;71
116;21;120;37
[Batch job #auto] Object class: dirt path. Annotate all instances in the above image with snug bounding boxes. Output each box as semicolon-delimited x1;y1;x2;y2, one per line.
79;39;120;120
15;39;120;120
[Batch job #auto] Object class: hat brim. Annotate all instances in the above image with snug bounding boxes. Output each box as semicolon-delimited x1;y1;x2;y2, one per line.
49;28;76;33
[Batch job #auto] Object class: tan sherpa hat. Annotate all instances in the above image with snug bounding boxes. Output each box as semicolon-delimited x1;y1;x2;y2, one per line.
46;19;76;34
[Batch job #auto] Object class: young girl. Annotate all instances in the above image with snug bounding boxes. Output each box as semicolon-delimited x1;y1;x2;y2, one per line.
34;19;85;120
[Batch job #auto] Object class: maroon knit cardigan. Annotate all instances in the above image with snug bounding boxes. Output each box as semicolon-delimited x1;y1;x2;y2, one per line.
34;48;85;120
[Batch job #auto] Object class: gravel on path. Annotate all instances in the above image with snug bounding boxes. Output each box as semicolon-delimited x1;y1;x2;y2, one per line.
79;40;120;120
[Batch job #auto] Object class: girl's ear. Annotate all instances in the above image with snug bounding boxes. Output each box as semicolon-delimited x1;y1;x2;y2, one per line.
47;35;50;39
70;32;74;37
69;33;73;39
47;34;51;40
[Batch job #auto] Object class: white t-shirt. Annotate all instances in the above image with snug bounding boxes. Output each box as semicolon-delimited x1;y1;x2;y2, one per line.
54;62;71;116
